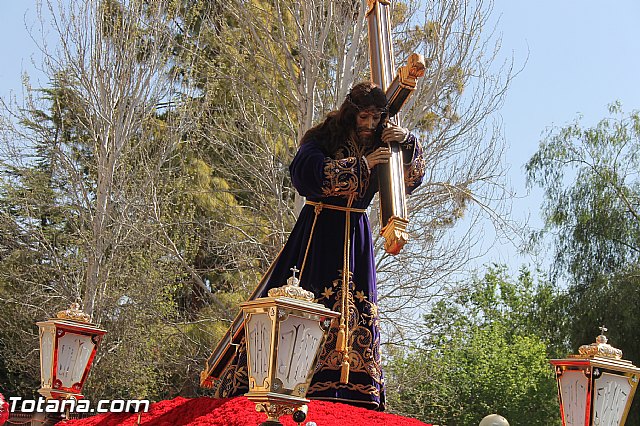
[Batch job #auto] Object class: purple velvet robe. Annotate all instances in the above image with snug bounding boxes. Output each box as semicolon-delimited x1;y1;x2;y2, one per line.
212;134;425;410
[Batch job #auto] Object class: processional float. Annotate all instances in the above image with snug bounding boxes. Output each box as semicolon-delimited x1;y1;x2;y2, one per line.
200;0;426;392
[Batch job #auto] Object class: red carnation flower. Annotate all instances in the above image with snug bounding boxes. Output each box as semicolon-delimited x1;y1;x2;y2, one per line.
0;392;9;425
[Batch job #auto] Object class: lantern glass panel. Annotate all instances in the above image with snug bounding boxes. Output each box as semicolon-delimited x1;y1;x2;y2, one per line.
57;333;94;388
593;372;632;425
559;369;589;426
247;313;272;387
40;327;54;387
275;315;324;389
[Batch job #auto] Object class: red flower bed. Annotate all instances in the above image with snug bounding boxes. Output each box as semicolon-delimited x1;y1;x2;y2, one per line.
0;393;9;425
61;396;431;426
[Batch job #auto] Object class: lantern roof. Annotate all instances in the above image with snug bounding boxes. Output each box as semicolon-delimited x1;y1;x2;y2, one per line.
551;326;640;376
550;327;640;426
37;303;106;334
267;266;315;302
56;302;91;323
575;326;623;360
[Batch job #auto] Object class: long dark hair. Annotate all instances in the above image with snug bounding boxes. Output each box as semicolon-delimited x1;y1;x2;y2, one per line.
300;82;387;155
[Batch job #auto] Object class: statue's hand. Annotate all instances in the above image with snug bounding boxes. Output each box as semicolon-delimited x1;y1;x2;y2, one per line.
364;147;391;169
381;122;408;144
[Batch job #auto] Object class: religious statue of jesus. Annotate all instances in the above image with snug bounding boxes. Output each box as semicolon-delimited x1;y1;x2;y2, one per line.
209;81;426;410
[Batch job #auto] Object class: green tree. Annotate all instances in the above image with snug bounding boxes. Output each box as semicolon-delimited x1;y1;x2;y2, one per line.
201;0;517;346
0;0;235;400
385;266;561;425
526;102;640;284
527;103;640;425
0;0;515;402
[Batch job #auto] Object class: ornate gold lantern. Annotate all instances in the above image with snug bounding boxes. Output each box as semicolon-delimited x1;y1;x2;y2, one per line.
550;327;640;426
241;269;339;426
37;303;107;400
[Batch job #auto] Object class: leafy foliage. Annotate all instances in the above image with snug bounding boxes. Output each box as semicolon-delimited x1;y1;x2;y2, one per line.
527;104;640;425
0;0;243;401
385;266;561;425
526;102;640;284
0;0;513;407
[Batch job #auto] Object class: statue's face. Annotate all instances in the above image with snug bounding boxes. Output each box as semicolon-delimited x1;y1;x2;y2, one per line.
355;108;382;143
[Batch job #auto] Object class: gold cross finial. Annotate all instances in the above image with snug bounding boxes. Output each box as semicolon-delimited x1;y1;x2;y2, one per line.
599;325;608;335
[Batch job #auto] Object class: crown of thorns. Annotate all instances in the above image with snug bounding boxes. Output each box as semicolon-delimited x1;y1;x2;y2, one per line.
345;93;388;112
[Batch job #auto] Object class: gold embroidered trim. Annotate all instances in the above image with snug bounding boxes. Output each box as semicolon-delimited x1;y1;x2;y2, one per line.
406;154;425;188
322;138;371;198
405;137;426;188
321;157;370;197
212;336;248;399
308;380;380;397
316;275;383;387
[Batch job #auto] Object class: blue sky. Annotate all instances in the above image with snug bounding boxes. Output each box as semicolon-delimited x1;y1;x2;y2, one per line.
481;0;640;273
2;0;640;276
0;2;40;99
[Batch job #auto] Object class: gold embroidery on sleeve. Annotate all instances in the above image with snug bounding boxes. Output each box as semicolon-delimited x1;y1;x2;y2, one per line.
404;136;426;189
405;152;426;188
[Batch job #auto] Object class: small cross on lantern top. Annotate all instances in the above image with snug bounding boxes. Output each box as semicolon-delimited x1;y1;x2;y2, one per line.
290;266;300;280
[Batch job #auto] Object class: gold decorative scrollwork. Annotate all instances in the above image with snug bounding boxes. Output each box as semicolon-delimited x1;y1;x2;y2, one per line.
321;156;369;198
255;402;296;423
382;216;409;255
56;303;91;323
577;332;623;359
313;274;384;398
366;0;391;15
268;273;314;302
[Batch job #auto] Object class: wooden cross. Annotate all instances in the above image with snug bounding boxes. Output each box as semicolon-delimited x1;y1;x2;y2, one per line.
366;0;426;254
